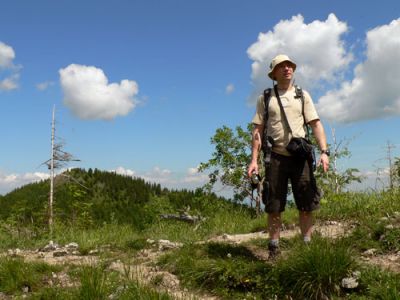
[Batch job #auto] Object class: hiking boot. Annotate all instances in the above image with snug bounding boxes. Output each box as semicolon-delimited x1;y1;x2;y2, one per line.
268;243;280;260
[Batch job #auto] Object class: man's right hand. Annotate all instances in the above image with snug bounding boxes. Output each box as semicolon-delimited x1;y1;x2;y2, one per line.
247;161;259;178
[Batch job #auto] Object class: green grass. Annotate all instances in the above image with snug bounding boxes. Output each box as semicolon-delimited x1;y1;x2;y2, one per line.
51;223;142;254
158;242;273;299
317;190;400;223
0;223;47;251
273;236;357;299
143;205;267;244
28;263;175;300
118;282;174;300
341;266;400;300
157;236;360;299
0;257;61;295
317;190;400;254
30;287;75;300
1;189;400;298
75;264;110;299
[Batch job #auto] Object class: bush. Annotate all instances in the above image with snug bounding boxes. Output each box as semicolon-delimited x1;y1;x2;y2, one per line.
274;236;357;299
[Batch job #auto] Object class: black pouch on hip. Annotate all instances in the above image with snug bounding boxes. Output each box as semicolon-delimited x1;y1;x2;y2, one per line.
286;137;313;159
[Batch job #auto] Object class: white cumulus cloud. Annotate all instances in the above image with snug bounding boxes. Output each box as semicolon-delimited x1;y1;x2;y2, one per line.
0;42;15;68
0;41;20;91
59;64;139;120
247;14;351;103
113;166;136;177
0;171;49;195
225;83;235;94
317;18;400;123
0;74;19;91
183;167;208;183
140;167;173;184
111;166;208;189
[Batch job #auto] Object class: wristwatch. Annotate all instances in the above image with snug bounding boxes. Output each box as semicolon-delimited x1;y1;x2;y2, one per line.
321;149;330;156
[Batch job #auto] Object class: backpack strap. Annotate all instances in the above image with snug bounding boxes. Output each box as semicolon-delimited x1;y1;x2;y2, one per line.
294;85;311;140
263;88;272;123
261;88;273;165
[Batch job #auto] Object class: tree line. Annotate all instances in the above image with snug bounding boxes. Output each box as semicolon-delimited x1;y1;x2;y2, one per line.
0;168;230;231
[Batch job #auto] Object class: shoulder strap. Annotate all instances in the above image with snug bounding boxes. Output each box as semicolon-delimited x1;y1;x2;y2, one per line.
273;85;293;134
262;88;273;163
263;88;272;124
295;85;311;139
294;85;305;117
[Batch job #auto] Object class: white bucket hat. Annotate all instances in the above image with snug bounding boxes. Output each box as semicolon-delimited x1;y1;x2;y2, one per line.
268;54;297;80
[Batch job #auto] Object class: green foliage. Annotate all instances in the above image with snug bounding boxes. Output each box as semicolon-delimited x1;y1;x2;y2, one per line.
199;124;253;202
356;266;400;299
317;190;400;222
71;262;175;300
2;164;400;299
158;242;272;298
0;257;60;295
313;136;363;196
143;202;259;244
0;180;49;228
75;264;112;299
0;168;228;233
317;167;362;196
30;287;75;300
274;237;357;299
199;123;364;206
0;221;44;250
318;190;400;253
51;222;142;254
158;237;358;299
118;282;173;300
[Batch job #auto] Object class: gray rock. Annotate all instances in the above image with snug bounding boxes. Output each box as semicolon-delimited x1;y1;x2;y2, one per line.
158;239;183;251
65;242;79;250
7;248;22;257
42;241;59;252
341;277;359;289
362;248;377;256
89;249;99;255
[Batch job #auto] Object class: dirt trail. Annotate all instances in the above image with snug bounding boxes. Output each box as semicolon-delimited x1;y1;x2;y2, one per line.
207;221;350;244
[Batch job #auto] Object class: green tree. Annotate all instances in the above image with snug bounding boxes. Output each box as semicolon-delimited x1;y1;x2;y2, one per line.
200;124;363;206
315;130;363;195
199;124;254;204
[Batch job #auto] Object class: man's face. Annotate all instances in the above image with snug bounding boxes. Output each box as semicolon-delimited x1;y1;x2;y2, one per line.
273;61;295;82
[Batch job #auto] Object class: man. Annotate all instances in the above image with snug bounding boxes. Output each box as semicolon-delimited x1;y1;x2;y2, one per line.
247;54;329;259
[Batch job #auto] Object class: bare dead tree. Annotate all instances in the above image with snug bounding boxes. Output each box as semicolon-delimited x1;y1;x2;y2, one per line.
42;105;80;237
385;141;396;189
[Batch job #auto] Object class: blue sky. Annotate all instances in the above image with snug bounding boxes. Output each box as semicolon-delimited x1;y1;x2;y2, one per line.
0;0;399;194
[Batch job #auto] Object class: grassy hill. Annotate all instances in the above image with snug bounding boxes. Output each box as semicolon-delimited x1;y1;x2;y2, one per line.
0;168;235;228
0;169;399;299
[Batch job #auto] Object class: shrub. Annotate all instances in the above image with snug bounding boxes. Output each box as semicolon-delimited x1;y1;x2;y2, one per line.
274;236;357;299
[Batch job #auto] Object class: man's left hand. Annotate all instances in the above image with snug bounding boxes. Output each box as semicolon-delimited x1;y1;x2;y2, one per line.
318;154;329;172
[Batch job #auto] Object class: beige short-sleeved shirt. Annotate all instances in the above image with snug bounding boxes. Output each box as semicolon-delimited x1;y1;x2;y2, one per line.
252;86;319;156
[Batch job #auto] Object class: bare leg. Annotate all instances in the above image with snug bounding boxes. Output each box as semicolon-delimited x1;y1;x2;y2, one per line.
299;211;313;239
268;212;281;240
